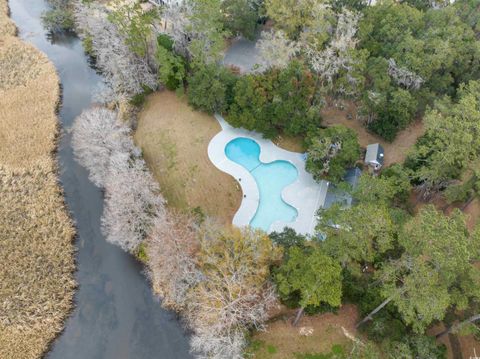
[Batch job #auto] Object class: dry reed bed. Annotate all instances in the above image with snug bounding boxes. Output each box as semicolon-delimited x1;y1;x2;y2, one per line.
0;0;15;36
0;4;76;358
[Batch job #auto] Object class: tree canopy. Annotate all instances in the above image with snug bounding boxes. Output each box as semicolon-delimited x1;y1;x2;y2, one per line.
305;125;361;182
274;246;342;324
373;206;480;333
407;80;480;193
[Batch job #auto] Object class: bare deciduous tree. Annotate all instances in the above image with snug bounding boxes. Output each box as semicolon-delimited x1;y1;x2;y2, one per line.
157;1;193;58
74;1;157;98
184;225;280;357
102;152;164;252
190;328;246;359
71;107;134;187
146;212;203;310
256;29;299;69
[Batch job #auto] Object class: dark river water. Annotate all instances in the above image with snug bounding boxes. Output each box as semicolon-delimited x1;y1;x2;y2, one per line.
8;1;192;358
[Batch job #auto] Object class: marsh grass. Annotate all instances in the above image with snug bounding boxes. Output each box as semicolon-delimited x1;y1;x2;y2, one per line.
0;0;15;36
0;5;76;358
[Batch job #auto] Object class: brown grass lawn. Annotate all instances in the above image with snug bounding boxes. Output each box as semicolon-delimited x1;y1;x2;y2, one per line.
321;100;425;167
0;8;75;359
135;91;243;224
248;304;361;358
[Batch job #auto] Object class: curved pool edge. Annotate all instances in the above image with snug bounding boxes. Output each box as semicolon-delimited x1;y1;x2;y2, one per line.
208;114;325;235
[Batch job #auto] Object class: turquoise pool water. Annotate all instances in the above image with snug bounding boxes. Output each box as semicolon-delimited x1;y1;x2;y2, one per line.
225;137;298;231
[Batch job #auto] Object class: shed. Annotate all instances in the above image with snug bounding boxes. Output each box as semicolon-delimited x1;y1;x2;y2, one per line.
365;143;385;170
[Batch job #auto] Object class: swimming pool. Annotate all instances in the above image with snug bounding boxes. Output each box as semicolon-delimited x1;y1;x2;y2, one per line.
225;137;298;231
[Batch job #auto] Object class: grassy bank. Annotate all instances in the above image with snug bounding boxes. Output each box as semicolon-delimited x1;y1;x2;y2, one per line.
0;5;76;358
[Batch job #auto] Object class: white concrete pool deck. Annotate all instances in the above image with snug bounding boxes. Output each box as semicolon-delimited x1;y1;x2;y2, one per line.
208;115;328;236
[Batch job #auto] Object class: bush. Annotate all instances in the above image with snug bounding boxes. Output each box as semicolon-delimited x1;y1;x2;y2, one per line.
41;8;74;32
129;86;153;107
444;182;472;204
82;34;94;57
157;33;174;51
42;0;74;33
156;46;186;90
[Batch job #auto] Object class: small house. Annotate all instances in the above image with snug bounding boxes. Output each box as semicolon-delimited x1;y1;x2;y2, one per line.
365;143;384;170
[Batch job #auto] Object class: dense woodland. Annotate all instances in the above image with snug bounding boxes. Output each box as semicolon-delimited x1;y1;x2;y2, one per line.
41;0;480;357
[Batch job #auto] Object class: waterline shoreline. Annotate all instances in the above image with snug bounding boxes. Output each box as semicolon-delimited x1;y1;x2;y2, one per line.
7;0;192;357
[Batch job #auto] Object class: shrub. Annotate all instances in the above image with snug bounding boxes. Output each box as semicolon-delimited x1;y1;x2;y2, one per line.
156;45;186;91
157;33;174;51
41;8;74;33
42;0;74;33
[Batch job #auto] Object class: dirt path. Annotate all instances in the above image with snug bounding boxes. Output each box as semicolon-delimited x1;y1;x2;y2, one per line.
321;100;425;167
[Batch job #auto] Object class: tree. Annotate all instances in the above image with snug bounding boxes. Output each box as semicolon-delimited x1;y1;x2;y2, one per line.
357;2;480;140
74;2;157;97
187;63;237;114
318;203;396;274
190;328;245;359
108;2;159;59
221;0;261;39
146;212;202;310
358;206;480;332
71;107;133;188
186;0;229;64
304;8;365;97
305;125;361;182
353;167;411;205
256;29;299;69
102;152;164;253
269;227;307;251
369;88;417;141
187;225;282;356
155;35;186;90
160;1;192;58
275;246;342;325
387;58;423;90
265;0;332;39
227;60;319;137
408;81;480;195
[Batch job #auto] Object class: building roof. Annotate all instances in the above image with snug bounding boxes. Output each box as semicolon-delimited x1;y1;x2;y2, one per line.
320;167;362;210
365;143;385;166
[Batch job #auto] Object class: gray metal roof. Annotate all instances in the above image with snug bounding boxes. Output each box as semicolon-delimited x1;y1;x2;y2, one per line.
321;167;362;209
365;143;385;165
